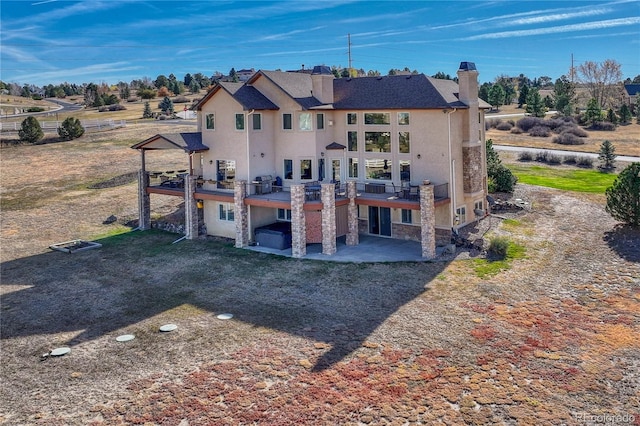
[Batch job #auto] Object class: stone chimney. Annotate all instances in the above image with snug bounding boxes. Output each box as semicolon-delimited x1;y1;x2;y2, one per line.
311;65;334;105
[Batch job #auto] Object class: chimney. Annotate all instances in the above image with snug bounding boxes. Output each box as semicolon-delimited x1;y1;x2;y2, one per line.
311;65;334;104
457;61;479;106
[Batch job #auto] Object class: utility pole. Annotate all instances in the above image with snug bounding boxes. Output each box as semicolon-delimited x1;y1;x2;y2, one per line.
347;33;352;74
570;53;575;83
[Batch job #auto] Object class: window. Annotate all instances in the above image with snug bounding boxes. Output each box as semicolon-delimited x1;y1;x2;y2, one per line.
283;113;292;130
456;206;466;225
474;200;484;212
205;113;215;130
366;158;391;180
347;113;357;125
277;208;292;221
398;112;410;125
252;113;261;130
399;160;410;181
284;159;293;180
364;112;390;125
235;113;244;130
316;113;325;130
219;203;234;221
348;158;358;178
216;160;235;189
347;131;358;151
401;209;412;224
399;131;410;153
300;159;312;180
365;131;391;152
299;112;312;131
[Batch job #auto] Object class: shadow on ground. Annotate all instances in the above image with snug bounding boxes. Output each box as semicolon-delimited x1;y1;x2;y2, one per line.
1;230;451;370
604;223;640;263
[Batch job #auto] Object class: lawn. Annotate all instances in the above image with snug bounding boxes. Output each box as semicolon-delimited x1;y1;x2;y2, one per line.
507;164;618;193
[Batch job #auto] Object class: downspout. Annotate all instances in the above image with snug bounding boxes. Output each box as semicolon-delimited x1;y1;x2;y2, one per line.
446;108;457;229
246;109;255;242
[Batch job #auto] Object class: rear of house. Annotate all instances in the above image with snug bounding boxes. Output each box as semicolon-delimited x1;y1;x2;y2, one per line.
132;62;489;259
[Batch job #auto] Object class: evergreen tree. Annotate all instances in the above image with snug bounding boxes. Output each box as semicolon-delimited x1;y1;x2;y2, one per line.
486;139;517;193
553;75;575;116
606;108;618;125
598;140;617;172
488;84;505;111
158;96;173;114
619;104;632;124
585;98;602;125
605;162;640;227
525;88;546;117
517;84;529;108
18;116;44;144
189;79;201;94
57;117;85;140
142;101;153;118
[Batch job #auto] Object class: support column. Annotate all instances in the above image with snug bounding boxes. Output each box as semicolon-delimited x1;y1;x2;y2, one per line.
184;175;198;239
346;181;359;246
420;183;436;259
321;183;336;255
234;180;249;248
290;184;306;258
137;170;151;230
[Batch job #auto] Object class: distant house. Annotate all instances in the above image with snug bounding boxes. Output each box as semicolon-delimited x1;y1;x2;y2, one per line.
624;84;640;109
132;62;490;259
236;68;256;82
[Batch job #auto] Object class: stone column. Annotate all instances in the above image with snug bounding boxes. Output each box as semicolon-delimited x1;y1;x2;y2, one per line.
234;180;249;248
137;170;151;230
290;184;306;258
184;175;198;239
420;183;436;259
346;181;359;246
321;183;336;255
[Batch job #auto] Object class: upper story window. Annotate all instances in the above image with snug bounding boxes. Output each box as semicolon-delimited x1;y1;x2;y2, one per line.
252;113;261;130
316;113;325;130
398;112;410;125
365;132;391;153
205;113;215;130
347;131;358;151
299;113;312;131
364;112;390;125
347;113;357;125
235;113;244;130
283;113;292;130
399;132;410;153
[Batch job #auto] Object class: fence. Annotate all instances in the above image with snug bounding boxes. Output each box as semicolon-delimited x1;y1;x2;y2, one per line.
0;119;126;133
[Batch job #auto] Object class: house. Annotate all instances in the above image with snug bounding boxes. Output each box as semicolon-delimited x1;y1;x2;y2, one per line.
624;84;640;110
132;61;490;259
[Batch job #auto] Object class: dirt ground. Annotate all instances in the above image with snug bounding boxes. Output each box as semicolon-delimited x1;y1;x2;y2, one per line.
1;123;639;425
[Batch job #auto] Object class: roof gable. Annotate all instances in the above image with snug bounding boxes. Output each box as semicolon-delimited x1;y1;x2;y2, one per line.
251;70;324;110
193;82;278;111
131;132;208;152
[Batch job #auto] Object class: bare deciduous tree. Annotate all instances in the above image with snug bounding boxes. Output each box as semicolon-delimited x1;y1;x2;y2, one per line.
577;59;622;109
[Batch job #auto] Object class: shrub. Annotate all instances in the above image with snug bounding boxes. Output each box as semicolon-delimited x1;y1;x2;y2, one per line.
57;117;84;140
517;116;544;132
590;121;616;131
529;125;551;137
535;151;548;162
605;162;640;227
558;125;588;137
127;97;139;102
496;121;513;131
26;107;45;112
108;104;126;111
545;118;565;130
173;95;190;103
553;132;585;145
510;126;523;134
488;236;510;259
547;154;562;165
576;157;594;168
98;106;109;112
518;152;533;161
18;116;44;144
563;155;577;165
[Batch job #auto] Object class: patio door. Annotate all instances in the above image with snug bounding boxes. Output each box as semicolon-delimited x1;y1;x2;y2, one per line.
368;206;391;237
330;158;343;183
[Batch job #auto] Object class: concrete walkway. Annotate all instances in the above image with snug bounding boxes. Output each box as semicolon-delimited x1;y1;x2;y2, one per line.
246;234;446;263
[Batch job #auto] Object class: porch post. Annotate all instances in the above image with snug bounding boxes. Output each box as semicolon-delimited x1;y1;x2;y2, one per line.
346;181;359;246
137;169;151;230
420;183;436;259
290;184;306;258
184;175;198;239
234;180;249;248
321;183;336;255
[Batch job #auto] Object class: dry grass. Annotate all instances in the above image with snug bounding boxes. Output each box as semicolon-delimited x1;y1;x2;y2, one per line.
1;118;639;425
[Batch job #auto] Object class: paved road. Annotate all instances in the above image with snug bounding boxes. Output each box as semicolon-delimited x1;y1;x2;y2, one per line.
494;144;640;163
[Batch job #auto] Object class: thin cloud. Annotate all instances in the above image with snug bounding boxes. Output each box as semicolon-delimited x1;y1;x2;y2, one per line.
13;62;143;84
462;17;640;40
258;26;326;42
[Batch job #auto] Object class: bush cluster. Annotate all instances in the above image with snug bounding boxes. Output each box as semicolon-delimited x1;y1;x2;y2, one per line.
173;96;190;103
495;116;589;145
518;151;593;168
590;121;616;131
98;104;126;112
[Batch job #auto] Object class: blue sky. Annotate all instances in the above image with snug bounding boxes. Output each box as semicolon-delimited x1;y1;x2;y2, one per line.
1;0;639;87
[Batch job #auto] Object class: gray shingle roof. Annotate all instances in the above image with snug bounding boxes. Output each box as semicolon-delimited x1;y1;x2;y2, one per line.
333;74;463;110
131;132;208;152
258;70;324;110
218;82;279;110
